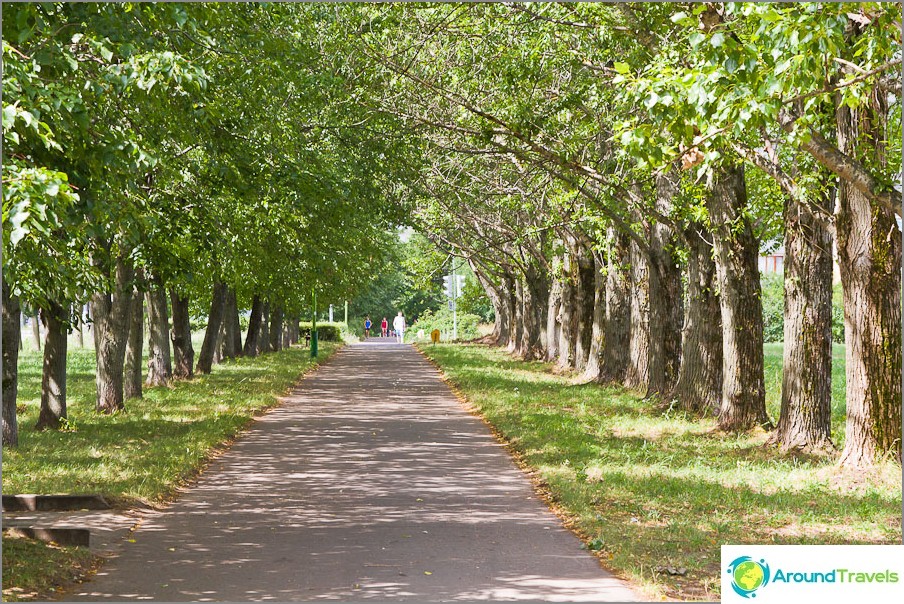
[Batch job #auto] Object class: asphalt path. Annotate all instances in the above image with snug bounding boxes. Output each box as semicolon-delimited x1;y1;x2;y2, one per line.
69;339;640;602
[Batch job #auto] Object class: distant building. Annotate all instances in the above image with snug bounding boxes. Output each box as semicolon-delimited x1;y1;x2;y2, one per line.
759;244;841;284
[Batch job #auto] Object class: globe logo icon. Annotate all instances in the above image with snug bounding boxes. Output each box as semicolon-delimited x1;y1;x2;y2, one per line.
727;556;771;598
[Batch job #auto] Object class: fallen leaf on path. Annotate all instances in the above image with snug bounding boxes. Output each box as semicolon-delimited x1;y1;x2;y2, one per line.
424;571;432;575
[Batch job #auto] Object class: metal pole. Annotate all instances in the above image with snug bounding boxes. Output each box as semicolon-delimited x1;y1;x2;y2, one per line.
311;288;318;357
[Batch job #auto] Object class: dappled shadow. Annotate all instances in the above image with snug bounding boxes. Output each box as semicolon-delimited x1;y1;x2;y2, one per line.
66;343;639;602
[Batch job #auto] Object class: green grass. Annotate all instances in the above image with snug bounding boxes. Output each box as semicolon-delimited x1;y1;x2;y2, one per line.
2;339;339;600
419;343;901;601
1;536;95;602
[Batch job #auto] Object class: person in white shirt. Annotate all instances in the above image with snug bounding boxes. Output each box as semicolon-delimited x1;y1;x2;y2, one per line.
392;311;406;344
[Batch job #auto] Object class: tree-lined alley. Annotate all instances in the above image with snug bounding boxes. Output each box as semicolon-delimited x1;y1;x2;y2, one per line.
2;2;902;471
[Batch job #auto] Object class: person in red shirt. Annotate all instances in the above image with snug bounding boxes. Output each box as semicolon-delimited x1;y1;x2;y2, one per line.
381;317;388;337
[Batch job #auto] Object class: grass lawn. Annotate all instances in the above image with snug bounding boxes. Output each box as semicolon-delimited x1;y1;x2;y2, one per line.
418;342;901;602
2;339;339;601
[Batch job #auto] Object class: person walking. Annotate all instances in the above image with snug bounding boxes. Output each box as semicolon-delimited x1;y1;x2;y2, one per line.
392;311;406;344
380;317;388;338
364;316;372;338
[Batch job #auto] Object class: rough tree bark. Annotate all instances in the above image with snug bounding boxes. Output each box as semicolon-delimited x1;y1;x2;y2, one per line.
243;295;263;357
766;190;835;452
671;223;722;414
600;228;631;383
258;302;270;355
545;257;563;362
574;246;596;372
91;254;134;414
213;319;225;365
124;287;144;400
472;266;506;345
511;279;525;354
269;305;284;352
650;174;683;393
170;290;194;379
517;263;549;360
708;165;771;431
221;288;239;360
31;312;41;351
2;280;21;446
197;282;227;374
624;238;652;393
835;85;902;467
581;251;607;381
35;301;69;430
146;278;172;387
557;243;579;370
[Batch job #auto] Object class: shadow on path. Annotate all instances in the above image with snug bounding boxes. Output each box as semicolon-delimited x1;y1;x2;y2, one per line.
69;342;640;602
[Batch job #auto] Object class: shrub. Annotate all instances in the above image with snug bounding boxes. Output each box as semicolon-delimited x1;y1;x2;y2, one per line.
299;322;344;342
761;273;784;343
411;306;481;341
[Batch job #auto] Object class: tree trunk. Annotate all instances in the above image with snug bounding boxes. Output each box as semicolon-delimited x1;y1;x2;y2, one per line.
511;279;525;354
91;254;134;414
35;302;69;430
124;288;144;400
557;246;579;370
269;305;284;352
222;288;239;360
146;278;172;386
2;280;21;446
671;223;722;414
213;319;226;365
76;304;85;349
835;87;902;467
258;301;270;355
31;313;41;351
170;290;194;379
624;238;652;392
768;191;835;452
517;264;548;360
581;251;607;381
650;174;683;393
243;295;263;357
499;275;516;348
574;247;596;371
197;282;227;374
287;314;299;345
708;165;770;431
472;266;506;346
546;258;563;362
601;228;631;383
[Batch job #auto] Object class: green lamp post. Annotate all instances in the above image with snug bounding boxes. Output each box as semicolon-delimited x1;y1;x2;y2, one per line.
311;287;318;358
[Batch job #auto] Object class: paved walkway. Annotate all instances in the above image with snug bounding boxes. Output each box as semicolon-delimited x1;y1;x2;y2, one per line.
70;340;640;602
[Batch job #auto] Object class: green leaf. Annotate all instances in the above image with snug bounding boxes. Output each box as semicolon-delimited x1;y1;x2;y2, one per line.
613;62;630;75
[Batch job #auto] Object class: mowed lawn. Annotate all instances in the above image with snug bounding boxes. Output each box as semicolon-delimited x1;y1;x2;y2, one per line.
3;337;339;601
419;343;901;602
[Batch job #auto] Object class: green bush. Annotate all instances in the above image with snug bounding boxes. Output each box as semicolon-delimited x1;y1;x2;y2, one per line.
411;306;481;341
760;273;845;344
761;273;784;343
299;322;345;341
831;282;845;344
